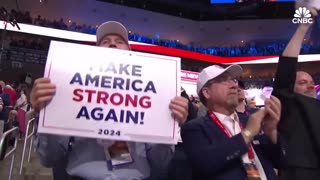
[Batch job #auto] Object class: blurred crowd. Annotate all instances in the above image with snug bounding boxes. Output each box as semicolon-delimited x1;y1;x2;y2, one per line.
4;35;320;86
0;80;31;160
1;9;320;88
2;9;319;57
240;77;274;89
9;36;46;50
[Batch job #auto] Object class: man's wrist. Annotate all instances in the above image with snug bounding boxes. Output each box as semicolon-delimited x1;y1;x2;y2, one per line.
264;129;278;144
263;127;276;135
241;128;254;144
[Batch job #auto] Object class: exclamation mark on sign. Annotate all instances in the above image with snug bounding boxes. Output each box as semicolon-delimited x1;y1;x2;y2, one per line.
140;112;145;125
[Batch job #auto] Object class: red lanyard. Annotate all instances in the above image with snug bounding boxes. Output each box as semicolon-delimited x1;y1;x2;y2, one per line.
208;111;255;160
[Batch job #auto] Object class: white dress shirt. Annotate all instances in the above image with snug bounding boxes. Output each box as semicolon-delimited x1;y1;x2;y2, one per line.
213;112;267;180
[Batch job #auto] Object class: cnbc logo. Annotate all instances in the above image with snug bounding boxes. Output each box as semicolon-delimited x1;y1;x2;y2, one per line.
292;7;313;24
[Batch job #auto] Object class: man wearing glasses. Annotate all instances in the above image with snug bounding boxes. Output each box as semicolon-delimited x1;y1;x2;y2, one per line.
181;65;285;180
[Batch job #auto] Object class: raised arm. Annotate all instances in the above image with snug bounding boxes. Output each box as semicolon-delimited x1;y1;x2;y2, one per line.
282;25;313;58
273;9;318;92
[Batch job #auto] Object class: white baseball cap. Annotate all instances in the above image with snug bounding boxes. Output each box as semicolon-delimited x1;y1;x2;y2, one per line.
96;21;130;47
196;64;243;95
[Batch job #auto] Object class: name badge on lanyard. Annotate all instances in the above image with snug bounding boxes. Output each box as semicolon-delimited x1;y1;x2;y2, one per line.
243;162;262;180
102;141;134;170
208;111;261;180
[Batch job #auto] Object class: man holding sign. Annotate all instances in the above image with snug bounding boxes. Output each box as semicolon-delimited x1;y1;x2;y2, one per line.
31;21;189;180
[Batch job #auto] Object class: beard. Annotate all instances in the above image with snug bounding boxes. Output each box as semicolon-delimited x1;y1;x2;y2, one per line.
226;94;239;109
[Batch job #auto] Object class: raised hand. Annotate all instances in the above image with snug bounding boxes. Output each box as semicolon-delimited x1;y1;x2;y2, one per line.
263;96;281;144
169;96;189;125
30;78;56;112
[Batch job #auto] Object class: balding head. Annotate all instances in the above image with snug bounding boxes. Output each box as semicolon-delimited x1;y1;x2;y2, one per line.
294;71;316;98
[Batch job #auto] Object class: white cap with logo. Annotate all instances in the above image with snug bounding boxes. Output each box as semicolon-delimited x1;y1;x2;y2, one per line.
196;64;243;95
96;21;130;47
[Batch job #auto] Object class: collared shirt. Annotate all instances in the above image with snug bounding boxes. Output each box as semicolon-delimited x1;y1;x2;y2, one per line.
213;112;267;180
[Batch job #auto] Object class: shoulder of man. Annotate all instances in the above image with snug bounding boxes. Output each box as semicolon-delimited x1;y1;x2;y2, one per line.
181;115;208;131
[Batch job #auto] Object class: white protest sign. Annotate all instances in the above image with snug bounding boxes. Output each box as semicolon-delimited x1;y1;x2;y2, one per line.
38;41;181;144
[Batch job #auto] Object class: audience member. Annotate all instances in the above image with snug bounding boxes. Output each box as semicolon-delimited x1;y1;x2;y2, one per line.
15;85;29;139
236;80;258;122
181;64;284;180
31;21;189;180
272;7;320;180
